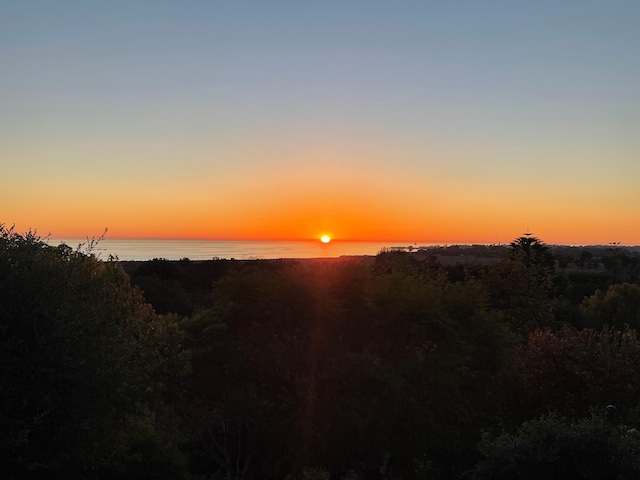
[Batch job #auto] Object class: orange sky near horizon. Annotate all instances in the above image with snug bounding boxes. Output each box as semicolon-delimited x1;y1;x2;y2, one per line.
5;157;639;245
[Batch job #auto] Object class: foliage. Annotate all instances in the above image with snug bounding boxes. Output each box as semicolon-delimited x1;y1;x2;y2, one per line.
484;234;556;335
361;268;511;478
0;225;189;478
509;235;555;272
581;283;640;330
509;327;640;423
182;256;511;479
11;224;640;478
473;414;640;480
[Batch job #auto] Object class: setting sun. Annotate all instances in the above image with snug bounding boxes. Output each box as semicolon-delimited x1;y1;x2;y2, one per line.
320;235;331;244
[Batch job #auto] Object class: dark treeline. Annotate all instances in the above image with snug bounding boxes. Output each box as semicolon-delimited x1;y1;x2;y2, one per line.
3;224;640;479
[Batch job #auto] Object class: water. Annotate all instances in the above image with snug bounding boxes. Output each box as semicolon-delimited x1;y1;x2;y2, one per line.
48;238;425;261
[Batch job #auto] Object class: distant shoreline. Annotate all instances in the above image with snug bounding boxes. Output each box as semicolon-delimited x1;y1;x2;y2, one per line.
116;242;640;268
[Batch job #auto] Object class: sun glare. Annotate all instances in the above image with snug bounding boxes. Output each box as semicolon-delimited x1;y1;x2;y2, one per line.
320;235;331;244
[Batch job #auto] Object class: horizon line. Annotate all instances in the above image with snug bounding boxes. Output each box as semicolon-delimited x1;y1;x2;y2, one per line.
46;236;640;248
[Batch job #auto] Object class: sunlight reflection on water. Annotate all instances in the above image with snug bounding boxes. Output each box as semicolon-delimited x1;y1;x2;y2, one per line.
49;239;432;261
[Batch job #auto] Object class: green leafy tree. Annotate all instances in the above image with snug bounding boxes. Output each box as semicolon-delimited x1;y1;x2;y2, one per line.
581;283;640;330
0;225;189;478
510;327;640;423
509;234;555;271
485;234;556;335
183;255;511;479
182;264;320;479
359;270;510;478
473;414;640;480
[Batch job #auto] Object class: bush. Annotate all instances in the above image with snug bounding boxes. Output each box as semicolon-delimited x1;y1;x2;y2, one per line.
473;414;640;480
0;225;188;478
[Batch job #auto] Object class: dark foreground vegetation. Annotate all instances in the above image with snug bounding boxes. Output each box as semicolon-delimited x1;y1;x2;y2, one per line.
3;224;640;479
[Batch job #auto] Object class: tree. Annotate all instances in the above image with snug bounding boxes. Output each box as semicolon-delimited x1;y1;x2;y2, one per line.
485;234;556;335
183;263;322;479
581;283;640;330
473;414;640;480
509;233;555;272
130;259;194;316
509;327;640;423
360;269;511;478
577;250;594;270
182;256;511;479
0;225;189;478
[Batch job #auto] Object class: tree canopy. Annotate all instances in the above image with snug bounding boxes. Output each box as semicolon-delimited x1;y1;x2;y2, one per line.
0;225;188;478
4;227;640;479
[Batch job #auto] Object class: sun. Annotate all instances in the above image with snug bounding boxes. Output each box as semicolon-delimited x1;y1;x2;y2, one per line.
320;235;331;244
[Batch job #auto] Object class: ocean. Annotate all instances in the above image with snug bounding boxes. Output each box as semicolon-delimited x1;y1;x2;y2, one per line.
48;238;425;261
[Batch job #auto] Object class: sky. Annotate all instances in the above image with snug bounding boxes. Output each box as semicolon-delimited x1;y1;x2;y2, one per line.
2;0;639;244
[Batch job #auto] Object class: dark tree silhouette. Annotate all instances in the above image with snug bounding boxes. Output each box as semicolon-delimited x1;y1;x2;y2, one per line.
485;233;556;335
0;225;189;478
